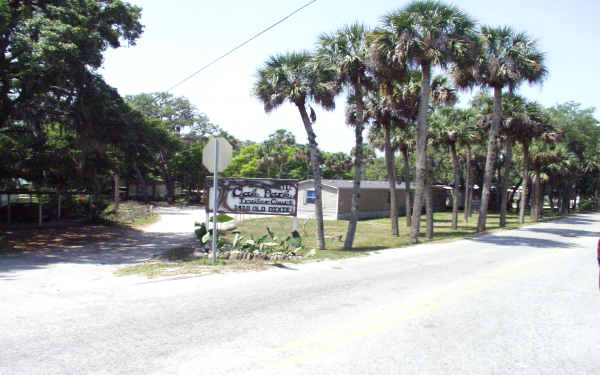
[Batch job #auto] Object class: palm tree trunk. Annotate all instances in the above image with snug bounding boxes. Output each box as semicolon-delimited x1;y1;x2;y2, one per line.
344;89;365;249
425;151;434;240
537;180;545;219
297;103;326;250
477;86;502;232
519;142;530;224
410;62;431;244
464;145;472;222
402;146;412;227
499;140;513;227
449;142;459;230
384;124;399;236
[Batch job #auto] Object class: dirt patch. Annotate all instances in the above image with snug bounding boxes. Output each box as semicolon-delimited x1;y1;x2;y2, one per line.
1;223;135;252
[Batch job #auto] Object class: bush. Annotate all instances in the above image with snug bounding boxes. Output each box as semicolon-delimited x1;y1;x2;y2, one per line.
580;199;596;211
194;222;208;240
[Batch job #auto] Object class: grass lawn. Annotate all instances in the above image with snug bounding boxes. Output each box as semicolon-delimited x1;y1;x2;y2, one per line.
114;209;571;278
230;210;563;260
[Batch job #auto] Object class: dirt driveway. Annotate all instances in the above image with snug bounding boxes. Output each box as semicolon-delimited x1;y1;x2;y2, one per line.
0;206;206;293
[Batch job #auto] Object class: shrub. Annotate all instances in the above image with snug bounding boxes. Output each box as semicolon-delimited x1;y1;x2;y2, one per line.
580;199;596;211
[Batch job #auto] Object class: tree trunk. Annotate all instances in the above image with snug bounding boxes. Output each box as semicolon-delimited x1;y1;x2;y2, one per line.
166;177;176;203
113;173;120;211
449;142;459;230
410;62;431;244
344;85;365;250
464;145;472;222
519;142;530;224
384;124;399;236
477;86;502;232
402;146;412;227
133;163;148;203
297;103;326;250
530;172;537;220
508;178;522;214
499;140;513;227
536;179;544;219
425;151;434;240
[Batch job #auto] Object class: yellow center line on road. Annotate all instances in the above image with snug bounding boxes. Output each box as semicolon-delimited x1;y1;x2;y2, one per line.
260;250;566;370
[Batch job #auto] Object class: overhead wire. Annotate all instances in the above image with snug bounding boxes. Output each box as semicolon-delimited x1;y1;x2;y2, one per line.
166;0;318;92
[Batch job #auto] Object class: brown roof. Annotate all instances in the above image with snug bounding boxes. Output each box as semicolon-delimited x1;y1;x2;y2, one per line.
300;179;416;190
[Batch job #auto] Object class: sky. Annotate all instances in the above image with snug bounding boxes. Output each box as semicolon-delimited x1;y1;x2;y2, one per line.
101;0;600;153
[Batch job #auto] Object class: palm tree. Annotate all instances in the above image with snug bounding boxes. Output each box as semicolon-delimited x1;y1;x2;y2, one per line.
366;99;406;236
318;24;374;249
430;107;475;230
454;26;547;232
380;1;476;244
254;52;341;250
513;102;550;223
294;144;312;180
473;92;528;227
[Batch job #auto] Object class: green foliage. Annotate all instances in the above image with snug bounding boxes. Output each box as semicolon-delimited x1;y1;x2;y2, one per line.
209;214;234;223
580;200;596;211
229;227;303;254
0;0;143;127
194;222;207;241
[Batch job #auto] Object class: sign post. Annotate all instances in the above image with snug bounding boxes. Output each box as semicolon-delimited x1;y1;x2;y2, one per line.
211;139;219;264
203;137;233;264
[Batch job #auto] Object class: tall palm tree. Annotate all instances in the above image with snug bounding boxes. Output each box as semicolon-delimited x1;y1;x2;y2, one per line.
473;92;528;227
513;102;550;223
380;0;476;244
254;52;341;250
366;98;407;236
430;107;475;230
454;26;547;232
318;24;374;249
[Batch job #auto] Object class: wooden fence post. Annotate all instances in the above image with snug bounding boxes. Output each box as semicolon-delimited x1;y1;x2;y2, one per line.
38;197;42;227
7;194;11;224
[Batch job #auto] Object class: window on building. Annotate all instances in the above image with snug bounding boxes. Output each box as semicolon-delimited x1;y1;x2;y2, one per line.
305;190;316;204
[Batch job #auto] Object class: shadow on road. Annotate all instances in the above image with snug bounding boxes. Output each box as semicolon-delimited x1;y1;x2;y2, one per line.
470;235;575;249
526;228;597;238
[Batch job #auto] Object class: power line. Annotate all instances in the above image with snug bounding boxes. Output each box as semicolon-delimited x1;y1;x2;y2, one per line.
166;0;318;92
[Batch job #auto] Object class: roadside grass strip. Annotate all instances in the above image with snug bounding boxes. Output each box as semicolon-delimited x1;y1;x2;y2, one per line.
250;250;567;370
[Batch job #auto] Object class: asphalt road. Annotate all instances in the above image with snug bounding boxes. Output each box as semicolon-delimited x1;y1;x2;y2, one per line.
1;212;599;374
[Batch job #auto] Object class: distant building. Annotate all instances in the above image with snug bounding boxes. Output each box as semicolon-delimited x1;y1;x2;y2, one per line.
297;179;448;220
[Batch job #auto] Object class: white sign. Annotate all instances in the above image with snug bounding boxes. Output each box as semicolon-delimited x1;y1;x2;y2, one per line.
202;137;233;173
206;178;298;216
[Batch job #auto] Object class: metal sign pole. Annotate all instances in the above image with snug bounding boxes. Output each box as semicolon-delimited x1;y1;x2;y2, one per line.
212;139;219;265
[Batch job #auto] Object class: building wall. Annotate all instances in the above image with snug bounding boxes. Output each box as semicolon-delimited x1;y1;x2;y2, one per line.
297;183;338;219
0;194;18;207
298;181;448;221
338;188;410;220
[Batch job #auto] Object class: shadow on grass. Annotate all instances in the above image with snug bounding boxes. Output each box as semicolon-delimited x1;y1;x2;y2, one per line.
341;246;388;252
